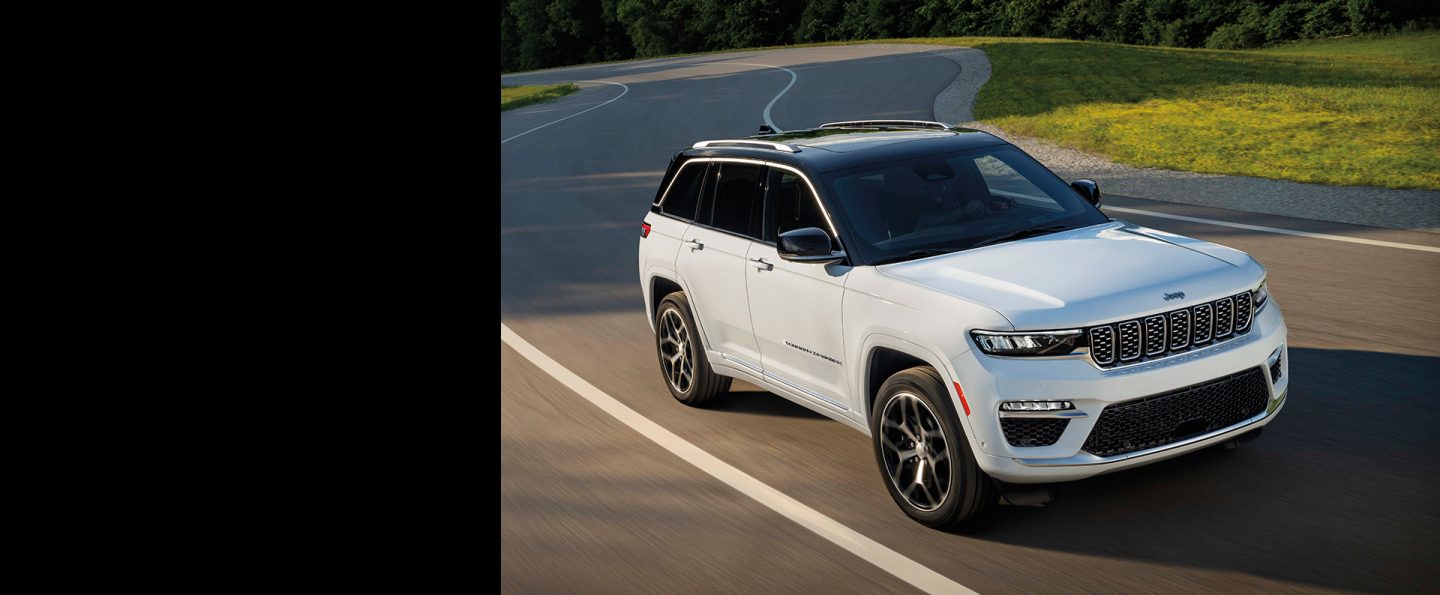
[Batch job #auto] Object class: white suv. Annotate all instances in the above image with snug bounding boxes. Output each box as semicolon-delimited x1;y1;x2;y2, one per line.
637;121;1288;529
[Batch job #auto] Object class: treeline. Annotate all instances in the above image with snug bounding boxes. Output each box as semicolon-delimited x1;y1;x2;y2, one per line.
500;0;1439;71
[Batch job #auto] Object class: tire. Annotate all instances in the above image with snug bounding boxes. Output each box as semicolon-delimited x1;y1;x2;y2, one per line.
871;366;997;530
655;292;731;406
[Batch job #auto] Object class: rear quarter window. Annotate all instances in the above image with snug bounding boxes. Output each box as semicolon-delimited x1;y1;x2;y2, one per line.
660;162;709;221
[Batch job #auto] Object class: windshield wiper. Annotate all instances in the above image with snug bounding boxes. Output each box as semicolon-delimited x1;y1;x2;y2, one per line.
871;248;956;266
970;224;1072;249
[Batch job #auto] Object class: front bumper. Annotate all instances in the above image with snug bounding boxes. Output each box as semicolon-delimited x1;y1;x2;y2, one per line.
953;302;1289;483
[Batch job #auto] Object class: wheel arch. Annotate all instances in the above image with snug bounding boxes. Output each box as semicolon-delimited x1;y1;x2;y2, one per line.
860;336;955;418
866;347;930;416
647;272;717;356
649;274;683;324
858;334;975;441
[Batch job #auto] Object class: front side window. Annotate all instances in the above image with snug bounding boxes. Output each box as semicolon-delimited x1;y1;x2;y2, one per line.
763;168;832;247
708;163;764;237
660;161;710;221
824;147;1107;264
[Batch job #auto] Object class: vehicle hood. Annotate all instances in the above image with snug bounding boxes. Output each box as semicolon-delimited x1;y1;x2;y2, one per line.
877;221;1264;329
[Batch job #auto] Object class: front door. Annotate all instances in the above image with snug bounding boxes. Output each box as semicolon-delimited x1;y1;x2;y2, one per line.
746;166;852;413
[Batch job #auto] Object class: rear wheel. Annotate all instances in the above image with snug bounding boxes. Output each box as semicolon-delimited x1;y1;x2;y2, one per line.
655;292;730;406
871;367;997;530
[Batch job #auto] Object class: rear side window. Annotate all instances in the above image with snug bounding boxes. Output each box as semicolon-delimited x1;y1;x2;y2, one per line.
708;163;763;237
660;162;709;221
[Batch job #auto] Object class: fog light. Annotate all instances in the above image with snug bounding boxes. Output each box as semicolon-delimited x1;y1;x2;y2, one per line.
1000;401;1074;412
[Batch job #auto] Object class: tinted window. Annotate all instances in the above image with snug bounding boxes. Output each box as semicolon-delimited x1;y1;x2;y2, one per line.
763;169;831;245
824;147;1108;263
972;155;1063;212
709;163;763;236
661;162;709;221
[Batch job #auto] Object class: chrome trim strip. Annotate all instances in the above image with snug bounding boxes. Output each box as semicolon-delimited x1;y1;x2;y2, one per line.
763;371;849;411
998;410;1090;419
720;353;762;374
973;329;1083;337
692;139;798;153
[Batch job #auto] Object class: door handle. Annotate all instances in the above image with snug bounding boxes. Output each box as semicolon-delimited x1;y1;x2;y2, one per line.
685;239;704;251
750;257;773;271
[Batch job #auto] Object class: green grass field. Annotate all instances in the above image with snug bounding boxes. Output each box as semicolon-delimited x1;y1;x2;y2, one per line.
929;32;1440;190
501;83;578;111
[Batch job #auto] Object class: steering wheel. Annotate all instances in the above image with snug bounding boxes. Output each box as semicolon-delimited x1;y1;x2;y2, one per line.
986;194;1017;212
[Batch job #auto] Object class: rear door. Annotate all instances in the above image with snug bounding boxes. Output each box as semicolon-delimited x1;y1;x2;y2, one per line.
676;161;766;371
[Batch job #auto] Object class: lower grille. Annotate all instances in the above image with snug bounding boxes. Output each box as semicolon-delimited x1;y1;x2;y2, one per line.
1270;352;1283;382
1082;368;1269;457
1001;418;1069;447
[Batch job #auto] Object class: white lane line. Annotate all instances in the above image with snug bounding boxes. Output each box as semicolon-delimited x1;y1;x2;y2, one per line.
1105;206;1440;254
501;80;629;145
500;323;975;595
724;62;797;131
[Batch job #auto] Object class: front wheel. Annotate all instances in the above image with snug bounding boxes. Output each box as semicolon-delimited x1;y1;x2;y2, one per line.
871;367;997;530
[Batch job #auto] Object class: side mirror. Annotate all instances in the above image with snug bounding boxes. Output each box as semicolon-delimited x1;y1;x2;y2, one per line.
1071;179;1101;208
778;227;845;263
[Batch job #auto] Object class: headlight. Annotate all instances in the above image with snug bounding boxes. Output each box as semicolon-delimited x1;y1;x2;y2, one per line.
1254;281;1269;311
971;330;1082;356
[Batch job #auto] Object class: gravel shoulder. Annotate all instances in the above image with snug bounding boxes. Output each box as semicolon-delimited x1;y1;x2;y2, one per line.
935;48;1440;234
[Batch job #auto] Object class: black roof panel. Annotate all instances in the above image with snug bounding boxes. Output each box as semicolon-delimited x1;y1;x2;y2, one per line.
682;126;1010;173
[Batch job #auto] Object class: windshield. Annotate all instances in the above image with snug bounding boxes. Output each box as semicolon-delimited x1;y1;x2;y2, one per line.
823;147;1109;264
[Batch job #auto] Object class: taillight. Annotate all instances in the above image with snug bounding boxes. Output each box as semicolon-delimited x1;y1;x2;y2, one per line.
641;222;652;238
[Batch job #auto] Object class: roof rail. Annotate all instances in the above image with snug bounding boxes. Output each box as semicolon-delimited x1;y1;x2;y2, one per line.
691;140;799;153
819;120;952;130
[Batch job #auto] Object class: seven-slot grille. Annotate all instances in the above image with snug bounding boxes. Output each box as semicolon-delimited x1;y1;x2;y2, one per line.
1086;292;1256;368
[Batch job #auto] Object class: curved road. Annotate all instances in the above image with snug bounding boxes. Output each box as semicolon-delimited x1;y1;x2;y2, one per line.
500;45;1440;593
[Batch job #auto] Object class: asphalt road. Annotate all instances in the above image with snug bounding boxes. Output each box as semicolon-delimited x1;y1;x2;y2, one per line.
500;45;1440;593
